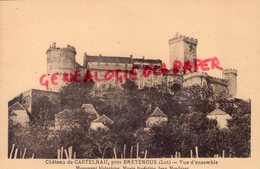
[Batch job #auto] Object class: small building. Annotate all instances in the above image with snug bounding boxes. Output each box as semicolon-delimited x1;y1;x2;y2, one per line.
8;102;29;127
146;107;168;128
8;89;61;116
90;114;114;131
55;109;88;130
81;104;100;121
207;106;232;129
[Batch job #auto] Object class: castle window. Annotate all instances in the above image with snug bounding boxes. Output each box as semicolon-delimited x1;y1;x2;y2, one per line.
140;83;143;89
202;80;207;87
210;84;215;92
109;84;112;89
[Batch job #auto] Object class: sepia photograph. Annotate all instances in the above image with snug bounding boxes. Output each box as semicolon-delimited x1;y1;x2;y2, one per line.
1;0;259;169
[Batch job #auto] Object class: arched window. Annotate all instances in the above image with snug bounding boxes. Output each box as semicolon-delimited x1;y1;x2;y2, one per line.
202;80;207;87
210;84;215;92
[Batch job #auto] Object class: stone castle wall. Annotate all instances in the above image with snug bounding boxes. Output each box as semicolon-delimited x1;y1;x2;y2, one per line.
44;39;237;98
8;89;61;119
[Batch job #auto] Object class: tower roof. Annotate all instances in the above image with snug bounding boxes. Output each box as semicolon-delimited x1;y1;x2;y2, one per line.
8;102;25;113
207;108;230;116
92;114;113;124
150;107;167;117
56;109;86;119
81;104;99;116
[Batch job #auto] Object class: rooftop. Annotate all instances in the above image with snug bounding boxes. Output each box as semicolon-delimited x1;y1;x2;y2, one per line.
150;107;167;117
83;54;162;66
56;109;87;119
92;114;114;124
81;104;99;116
84;55;132;64
207;108;230;116
8;102;25;113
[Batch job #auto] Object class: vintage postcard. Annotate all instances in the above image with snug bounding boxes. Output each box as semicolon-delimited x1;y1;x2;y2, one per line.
0;0;260;169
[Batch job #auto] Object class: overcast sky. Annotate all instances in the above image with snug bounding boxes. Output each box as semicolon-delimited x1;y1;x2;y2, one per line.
1;0;260;101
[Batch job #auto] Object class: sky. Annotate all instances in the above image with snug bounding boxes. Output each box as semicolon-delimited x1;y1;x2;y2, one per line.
1;0;260;102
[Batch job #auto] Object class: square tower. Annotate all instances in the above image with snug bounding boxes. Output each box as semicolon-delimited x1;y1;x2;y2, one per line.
169;33;198;69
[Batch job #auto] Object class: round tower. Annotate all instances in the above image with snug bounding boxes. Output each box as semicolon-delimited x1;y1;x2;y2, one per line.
223;69;237;98
46;42;77;92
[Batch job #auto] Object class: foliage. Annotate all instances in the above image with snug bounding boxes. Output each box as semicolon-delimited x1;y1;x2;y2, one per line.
171;83;181;93
9;84;251;158
8;122;59;158
122;79;138;92
227;113;250;157
174;85;215;114
81;129;118;158
60;81;95;109
31;96;59;122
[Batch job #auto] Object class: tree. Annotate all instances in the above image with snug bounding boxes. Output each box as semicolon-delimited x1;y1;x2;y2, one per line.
52;128;87;158
173;85;215;114
171;83;181;93
136;112;221;158
81;129;118;158
8;77;251;158
148;118;184;158
200;127;230;157
31;96;60;124
227;113;250;157
8;120;58;158
122;79;138;92
60;81;95;108
218;98;251;116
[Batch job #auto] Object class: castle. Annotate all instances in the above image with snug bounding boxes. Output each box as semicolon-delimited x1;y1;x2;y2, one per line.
45;33;237;98
8;33;237;129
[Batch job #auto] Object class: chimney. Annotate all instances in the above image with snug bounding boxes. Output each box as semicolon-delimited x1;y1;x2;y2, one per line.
51;42;56;48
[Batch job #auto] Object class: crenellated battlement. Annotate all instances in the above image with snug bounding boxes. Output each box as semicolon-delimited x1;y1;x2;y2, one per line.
183;72;208;81
169;33;198;45
223;69;237;76
46;42;77;55
46;42;77;92
208;76;228;86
